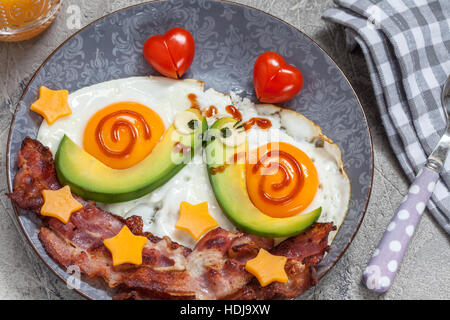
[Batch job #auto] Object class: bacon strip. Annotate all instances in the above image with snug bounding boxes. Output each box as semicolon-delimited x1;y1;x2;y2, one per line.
233;222;335;299
8;137;334;300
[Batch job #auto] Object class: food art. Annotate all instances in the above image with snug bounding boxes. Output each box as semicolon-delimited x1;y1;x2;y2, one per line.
30;86;71;124
143;27;195;79
8;27;351;300
175;201;218;240
40;186;82;224
253;52;303;103
8;140;334;299
103;225;148;266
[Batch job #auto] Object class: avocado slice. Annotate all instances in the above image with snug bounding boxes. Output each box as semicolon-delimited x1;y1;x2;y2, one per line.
55;109;207;203
205;117;321;238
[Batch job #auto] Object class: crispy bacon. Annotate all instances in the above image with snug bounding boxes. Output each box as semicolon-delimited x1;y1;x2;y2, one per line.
8;137;333;300
232;223;335;300
9;137;59;211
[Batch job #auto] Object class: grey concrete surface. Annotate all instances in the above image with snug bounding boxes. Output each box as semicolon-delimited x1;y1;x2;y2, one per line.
0;0;449;300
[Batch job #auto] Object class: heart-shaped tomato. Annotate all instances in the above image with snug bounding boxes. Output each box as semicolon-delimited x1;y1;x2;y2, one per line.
143;27;195;79
253;52;303;103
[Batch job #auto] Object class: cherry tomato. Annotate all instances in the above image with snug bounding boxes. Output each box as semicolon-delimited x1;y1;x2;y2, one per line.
253;52;303;103
143;27;195;79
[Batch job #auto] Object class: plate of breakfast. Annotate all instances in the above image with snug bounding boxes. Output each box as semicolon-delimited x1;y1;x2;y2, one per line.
6;0;373;300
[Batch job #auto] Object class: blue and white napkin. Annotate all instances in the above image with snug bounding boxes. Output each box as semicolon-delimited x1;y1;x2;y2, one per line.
322;0;450;234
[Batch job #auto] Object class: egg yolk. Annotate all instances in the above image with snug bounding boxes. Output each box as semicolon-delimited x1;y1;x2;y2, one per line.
246;142;318;218
83;102;165;169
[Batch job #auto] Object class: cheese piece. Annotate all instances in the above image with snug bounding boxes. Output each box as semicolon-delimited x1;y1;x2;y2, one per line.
245;248;288;287
41;186;83;224
30;86;71;124
103;225;148;266
175;201;218;240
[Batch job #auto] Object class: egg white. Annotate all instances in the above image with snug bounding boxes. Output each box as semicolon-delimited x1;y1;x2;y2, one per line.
231;95;350;241
37;76;350;248
38;76;205;154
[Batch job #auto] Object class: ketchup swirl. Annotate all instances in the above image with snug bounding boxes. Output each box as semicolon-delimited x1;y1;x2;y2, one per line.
225;105;242;121
244;117;272;131
252;150;304;205
205;105;218;118
188;93;201;110
95;110;151;158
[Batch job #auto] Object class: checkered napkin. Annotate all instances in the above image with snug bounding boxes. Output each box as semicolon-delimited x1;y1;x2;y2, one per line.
322;0;450;234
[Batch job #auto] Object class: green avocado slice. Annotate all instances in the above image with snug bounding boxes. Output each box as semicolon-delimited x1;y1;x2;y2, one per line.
55;108;207;203
205;117;321;238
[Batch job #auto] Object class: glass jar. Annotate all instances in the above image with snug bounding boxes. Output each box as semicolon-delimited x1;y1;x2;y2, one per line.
0;0;62;42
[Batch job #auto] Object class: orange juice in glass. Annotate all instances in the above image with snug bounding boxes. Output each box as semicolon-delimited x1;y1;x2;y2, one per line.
0;0;61;41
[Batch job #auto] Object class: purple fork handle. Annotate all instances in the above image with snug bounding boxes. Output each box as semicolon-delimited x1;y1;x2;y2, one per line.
362;167;440;293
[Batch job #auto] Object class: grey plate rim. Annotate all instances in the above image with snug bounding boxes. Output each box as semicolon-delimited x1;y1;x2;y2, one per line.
6;0;374;300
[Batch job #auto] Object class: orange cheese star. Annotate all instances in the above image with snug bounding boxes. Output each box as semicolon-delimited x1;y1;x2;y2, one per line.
41;186;83;224
175;201;218;240
103;226;148;266
30;86;71;124
245;248;288;287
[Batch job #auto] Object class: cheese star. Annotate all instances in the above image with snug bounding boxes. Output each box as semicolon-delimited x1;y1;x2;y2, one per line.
175;201;218;240
41;186;83;224
245;248;289;287
103;226;148;266
30;86;71;125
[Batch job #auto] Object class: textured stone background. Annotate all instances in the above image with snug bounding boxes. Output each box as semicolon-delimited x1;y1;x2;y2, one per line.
0;0;449;300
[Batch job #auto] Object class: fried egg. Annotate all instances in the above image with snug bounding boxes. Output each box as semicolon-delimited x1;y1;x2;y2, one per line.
37;76;350;248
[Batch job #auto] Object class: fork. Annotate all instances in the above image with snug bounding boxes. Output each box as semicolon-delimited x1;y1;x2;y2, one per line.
363;75;450;293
